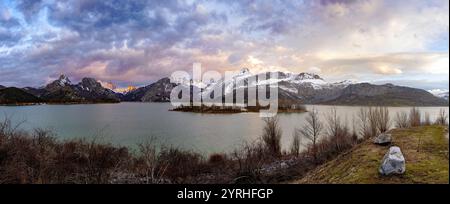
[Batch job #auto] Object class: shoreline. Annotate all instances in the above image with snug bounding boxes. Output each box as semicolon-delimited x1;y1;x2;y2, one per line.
1;101;449;108
169;105;308;114
0;101;120;106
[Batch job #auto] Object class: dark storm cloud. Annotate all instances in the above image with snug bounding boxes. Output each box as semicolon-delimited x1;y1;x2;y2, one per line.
15;0;44;22
223;0;306;35
0;15;20;28
0;0;229;87
0;32;23;47
0;0;448;90
0;3;23;47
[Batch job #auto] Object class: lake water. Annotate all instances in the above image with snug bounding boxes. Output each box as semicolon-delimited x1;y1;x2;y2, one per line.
0;103;448;154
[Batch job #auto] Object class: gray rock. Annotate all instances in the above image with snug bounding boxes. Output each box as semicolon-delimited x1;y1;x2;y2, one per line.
373;133;392;145
280;162;288;169
379;146;406;176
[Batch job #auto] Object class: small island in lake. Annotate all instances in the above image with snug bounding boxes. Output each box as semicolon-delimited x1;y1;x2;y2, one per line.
170;103;307;114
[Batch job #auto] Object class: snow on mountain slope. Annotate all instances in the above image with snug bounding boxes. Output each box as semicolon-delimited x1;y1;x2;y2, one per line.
195;68;352;103
429;89;449;101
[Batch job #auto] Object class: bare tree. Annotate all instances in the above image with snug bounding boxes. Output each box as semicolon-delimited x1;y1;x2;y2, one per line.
351;115;358;142
395;111;409;128
138;137;168;184
423;112;431;126
367;107;379;137
375;107;391;133
435;109;448;126
325;107;346;151
409;107;421;127
262;116;282;157
290;132;301;157
357;107;371;139
297;107;323;163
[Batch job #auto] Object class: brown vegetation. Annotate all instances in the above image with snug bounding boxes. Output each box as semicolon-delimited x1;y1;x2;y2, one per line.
262;117;282;157
0;106;447;184
409;107;421;127
395;111;409;128
435;109;448;126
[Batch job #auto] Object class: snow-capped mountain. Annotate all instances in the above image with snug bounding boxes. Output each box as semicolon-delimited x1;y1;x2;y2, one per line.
45;74;72;92
28;75;121;103
429;89;449;101
164;68;447;106
4;70;447;106
194;68;353;105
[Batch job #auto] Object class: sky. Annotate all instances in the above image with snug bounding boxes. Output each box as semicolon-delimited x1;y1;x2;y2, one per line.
0;0;448;90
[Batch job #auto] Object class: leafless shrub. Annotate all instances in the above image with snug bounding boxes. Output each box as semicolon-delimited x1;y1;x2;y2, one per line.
0;115;26;139
297;107;323;163
84;142;130;184
375;107;391;133
136;138;166;184
232;141;267;183
157;146;204;183
0;117;132;184
356;107;391;137
423;112;431;126
435;109;448;126
315;131;354;164
357;107;372;139
290;133;301;157
208;153;227;165
262;116;282;157
324;107;348;152
395;111;409;128
30;128;58;183
409;107;421;127
351;115;359;142
367;107;379;137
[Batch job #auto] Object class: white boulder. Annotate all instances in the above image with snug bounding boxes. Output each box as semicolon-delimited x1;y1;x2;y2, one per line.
373;133;392;145
379;146;406;176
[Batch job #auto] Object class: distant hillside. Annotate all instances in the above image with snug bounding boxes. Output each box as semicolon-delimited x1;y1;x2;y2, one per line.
0;87;42;105
1;71;448;106
322;83;448;106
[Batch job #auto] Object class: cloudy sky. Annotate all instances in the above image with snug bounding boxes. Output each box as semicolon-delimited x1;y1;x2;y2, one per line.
0;0;448;90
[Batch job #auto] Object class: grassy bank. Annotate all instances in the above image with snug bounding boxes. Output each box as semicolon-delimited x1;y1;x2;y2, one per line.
293;125;449;184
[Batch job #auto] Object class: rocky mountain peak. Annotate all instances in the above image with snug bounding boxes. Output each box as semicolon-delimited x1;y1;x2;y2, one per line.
57;74;71;86
295;73;323;81
155;77;172;84
80;78;101;88
239;68;250;75
45;74;72;91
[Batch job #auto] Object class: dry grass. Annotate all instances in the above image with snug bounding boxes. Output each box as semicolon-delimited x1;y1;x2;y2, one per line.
293;125;449;184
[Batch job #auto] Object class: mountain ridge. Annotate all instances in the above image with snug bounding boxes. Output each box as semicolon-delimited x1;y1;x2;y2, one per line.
1;70;448;106
0;87;42;105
